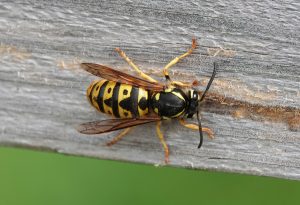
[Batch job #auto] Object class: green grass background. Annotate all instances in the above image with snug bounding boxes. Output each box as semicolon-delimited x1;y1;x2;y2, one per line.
0;147;299;205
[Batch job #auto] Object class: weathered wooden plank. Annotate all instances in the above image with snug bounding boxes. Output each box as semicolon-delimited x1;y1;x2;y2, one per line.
0;0;299;180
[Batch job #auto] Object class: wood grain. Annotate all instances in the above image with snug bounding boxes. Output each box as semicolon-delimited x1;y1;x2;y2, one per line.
0;0;299;180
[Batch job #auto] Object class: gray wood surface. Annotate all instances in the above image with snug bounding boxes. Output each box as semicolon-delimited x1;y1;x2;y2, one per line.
0;0;299;180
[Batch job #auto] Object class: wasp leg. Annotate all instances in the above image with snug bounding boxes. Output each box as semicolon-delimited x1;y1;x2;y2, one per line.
106;127;132;146
170;79;200;88
179;118;214;139
163;38;197;81
170;81;194;88
156;121;169;164
115;47;157;83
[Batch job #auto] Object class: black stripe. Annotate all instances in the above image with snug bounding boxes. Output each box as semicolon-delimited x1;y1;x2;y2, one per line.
138;97;148;110
130;86;139;117
119;97;131;111
112;82;121;117
104;97;112;106
97;80;109;112
89;82;98;104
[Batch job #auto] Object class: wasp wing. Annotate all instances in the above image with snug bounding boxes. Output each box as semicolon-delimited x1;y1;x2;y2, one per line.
81;63;164;91
77;117;161;134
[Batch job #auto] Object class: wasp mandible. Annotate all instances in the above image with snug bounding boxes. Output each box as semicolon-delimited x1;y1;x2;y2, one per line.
78;39;217;163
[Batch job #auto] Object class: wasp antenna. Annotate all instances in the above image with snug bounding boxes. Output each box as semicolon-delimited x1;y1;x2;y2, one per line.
196;111;204;148
199;62;217;102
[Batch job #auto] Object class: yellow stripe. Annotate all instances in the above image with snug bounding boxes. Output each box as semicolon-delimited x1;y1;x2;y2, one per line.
172;91;185;101
118;84;133;118
91;80;106;111
164;88;173;92
171;109;185;118
164;88;185;100
155;93;160;101
137;88;148;116
86;80;98;107
103;81;116;115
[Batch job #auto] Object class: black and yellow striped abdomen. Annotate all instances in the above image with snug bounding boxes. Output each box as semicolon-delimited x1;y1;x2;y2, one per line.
87;80;149;118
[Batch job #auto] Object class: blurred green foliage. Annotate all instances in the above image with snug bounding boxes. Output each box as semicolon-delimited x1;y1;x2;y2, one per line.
0;147;299;205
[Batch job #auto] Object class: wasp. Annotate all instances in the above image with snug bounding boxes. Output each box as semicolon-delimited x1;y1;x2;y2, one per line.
78;39;217;163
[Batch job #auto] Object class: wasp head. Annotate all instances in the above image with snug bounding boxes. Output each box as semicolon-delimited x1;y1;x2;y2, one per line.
186;89;200;118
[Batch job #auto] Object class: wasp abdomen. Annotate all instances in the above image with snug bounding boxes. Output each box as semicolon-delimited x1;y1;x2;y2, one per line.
87;80;149;118
151;88;187;118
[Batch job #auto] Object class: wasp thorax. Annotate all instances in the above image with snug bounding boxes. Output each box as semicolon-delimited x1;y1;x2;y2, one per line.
151;88;187;119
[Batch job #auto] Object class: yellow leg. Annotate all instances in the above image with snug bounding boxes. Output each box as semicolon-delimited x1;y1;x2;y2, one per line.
163;38;197;80
106;128;132;146
179;118;214;139
156;121;169;164
170;81;194;88
115;47;157;83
